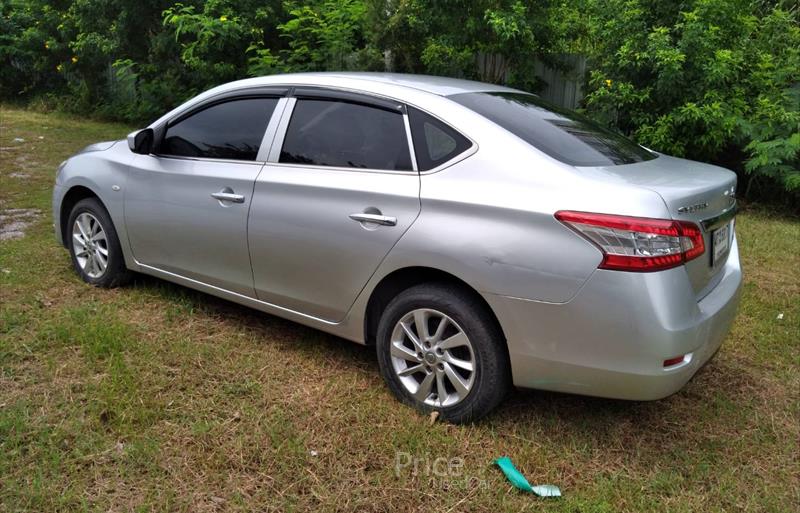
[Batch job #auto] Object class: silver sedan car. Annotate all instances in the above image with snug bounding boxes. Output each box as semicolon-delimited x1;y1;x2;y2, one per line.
52;72;742;423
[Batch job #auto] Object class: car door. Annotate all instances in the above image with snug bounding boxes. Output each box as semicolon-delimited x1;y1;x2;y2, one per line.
248;89;421;321
124;94;283;296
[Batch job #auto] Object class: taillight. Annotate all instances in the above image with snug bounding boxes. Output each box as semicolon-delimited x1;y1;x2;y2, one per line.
555;211;705;272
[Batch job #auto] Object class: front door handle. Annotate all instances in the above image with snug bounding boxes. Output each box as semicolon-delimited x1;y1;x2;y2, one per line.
348;213;397;226
211;190;245;203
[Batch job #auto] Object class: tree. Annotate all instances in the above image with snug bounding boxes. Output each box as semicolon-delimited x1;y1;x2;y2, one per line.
374;0;563;90
581;0;800;197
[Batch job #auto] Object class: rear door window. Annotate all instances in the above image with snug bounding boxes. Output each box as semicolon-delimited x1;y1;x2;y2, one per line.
279;99;412;171
160;97;278;161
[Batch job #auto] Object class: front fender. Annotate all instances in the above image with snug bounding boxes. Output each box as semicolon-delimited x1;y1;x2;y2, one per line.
53;142;138;270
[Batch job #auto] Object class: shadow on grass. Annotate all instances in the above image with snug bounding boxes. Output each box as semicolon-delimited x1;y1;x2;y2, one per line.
491;355;762;471
129;272;376;366
127;272;756;447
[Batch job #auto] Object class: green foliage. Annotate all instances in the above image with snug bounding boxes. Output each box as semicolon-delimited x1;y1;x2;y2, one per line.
163;3;250;83
276;0;382;72
375;0;562;89
1;0;189;121
582;0;800;198
1;0;379;121
0;0;68;97
1;0;798;203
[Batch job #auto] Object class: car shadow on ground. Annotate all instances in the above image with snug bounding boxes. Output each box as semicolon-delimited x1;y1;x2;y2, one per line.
130;272;753;443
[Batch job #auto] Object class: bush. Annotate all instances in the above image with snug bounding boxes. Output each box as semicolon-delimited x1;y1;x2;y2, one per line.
581;0;799;203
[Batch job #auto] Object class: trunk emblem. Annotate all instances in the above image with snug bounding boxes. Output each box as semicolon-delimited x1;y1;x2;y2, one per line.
678;202;708;214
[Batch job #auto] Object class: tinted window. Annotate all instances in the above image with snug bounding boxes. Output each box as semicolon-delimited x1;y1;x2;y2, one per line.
408;107;472;171
161;98;278;161
280;99;412;171
449;92;655;166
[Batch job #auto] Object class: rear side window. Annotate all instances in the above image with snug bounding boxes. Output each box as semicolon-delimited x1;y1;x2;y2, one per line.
449;92;655;166
280;99;412;171
408;107;472;171
161;97;278;161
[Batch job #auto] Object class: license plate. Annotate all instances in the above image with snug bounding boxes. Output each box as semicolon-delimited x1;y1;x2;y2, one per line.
712;223;730;265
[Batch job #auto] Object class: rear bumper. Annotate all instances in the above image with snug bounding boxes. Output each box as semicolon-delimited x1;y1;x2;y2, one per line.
485;235;742;400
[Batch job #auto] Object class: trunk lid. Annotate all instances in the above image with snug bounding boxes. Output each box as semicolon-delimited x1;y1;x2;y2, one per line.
579;154;737;297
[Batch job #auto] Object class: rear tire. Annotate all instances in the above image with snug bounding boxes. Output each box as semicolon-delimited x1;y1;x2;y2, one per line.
67;198;132;288
376;282;510;424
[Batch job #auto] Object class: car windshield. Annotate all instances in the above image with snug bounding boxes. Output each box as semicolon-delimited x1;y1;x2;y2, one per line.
448;92;656;167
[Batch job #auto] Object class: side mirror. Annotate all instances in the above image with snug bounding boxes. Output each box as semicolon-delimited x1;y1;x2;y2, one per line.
127;128;154;155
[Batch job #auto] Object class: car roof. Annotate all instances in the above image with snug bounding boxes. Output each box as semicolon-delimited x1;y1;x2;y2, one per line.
227;72;519;97
149;72;523;131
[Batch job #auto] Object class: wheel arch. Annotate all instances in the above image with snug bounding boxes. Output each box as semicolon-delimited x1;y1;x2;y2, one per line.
59;185;105;247
363;266;508;350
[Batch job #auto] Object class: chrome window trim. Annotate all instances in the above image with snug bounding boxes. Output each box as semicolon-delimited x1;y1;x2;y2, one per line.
267;97;297;163
256;97;290;162
402;112;419;172
416;142;478;175
149;154;266;166
259;161;425;176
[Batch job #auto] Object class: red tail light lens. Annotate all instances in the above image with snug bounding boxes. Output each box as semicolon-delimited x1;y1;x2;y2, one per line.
555;211;705;272
663;355;686;367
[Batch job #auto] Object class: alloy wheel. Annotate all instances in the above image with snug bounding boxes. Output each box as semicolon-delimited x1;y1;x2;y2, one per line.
389;308;476;407
72;212;108;279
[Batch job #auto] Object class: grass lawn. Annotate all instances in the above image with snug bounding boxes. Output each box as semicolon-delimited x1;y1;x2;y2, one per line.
1;106;798;512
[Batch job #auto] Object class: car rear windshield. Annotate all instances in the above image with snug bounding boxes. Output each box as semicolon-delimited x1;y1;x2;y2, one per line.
448;92;656;167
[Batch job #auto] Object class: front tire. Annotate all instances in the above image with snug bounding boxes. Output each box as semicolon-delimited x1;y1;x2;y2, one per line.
67;197;132;288
376;283;510;423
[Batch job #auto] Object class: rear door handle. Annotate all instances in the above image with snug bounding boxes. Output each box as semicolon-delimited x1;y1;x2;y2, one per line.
348;213;397;226
211;191;245;203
